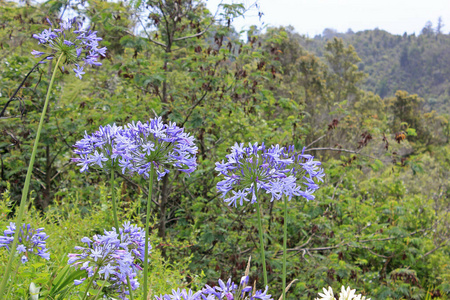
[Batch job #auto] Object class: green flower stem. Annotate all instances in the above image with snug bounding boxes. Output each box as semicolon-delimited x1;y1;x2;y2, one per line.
143;163;155;300
254;182;268;287
0;53;64;298
82;266;101;300
92;284;105;300
127;275;134;300
282;196;288;300
5;260;20;299
110;164;120;233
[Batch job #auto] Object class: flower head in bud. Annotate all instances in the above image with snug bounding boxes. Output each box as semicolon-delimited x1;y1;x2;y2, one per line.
0;223;50;264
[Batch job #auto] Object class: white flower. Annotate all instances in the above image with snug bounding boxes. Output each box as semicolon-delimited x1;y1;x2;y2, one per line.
316;286;370;300
315;286;334;300
340;286;357;300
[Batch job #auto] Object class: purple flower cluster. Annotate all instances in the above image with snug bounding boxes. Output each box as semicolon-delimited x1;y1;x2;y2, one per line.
73;117;198;180
32;18;106;79
68;222;150;299
0;223;50;264
155;276;273;300
73;123;123;173
215;143;324;207
115;117;198;180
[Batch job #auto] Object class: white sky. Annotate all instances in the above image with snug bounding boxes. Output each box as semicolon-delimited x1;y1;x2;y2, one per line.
206;0;450;36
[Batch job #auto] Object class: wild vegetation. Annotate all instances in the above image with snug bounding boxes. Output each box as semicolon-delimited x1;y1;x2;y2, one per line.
0;0;449;299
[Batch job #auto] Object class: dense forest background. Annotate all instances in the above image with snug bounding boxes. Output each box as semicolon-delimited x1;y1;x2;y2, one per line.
0;0;449;299
300;21;450;113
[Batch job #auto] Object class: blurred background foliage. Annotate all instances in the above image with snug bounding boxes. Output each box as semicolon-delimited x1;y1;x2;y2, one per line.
0;0;449;299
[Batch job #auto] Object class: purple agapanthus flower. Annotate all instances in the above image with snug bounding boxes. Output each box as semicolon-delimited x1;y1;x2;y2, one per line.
215;143;324;206
31;50;45;57
72;123;124;173
31;17;106;79
155;275;272;300
0;223;50;264
203;276;272;300
73;64;85;79
114;117;198;180
73;119;197;179
155;288;203;300
68;222;150;300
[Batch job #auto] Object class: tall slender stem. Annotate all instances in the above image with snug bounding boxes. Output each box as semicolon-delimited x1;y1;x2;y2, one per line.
127;275;135;300
282;196;288;300
110;164;120;233
92;284;104;300
82;266;101;300
143;163;155;300
254;182;268;287
0;54;64;298
5;260;20;298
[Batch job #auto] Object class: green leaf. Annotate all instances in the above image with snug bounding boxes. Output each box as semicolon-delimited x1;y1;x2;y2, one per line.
47;266;85;298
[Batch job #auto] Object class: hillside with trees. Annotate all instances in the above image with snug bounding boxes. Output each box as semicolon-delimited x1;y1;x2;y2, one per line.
296;21;450;113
